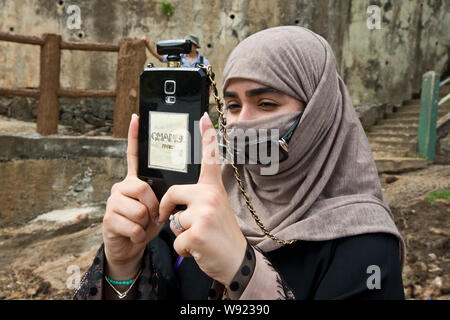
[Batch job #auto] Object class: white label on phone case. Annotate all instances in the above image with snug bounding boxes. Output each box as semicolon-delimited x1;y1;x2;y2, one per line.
148;111;189;173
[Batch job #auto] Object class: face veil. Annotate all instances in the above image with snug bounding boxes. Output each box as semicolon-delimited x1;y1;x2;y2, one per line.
220;26;405;269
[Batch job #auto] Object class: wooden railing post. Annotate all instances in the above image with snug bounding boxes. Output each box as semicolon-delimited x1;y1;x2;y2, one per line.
417;71;440;161
37;33;61;135
113;38;146;138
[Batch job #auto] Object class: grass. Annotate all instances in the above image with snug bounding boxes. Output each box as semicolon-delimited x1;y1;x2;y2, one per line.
160;1;174;16
425;189;450;204
401;151;411;157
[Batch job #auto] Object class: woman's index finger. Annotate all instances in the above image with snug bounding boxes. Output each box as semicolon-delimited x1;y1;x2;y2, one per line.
127;114;139;176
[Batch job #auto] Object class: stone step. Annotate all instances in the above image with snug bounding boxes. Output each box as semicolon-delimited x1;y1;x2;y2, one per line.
369;136;414;143
373;151;416;158
370;125;418;134
402;100;420;107
388;110;447;118
369;142;413;153
377;118;419;126
374;157;429;173
367;132;416;140
369;140;415;149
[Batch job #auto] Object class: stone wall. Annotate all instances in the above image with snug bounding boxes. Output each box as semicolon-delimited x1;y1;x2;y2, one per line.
0;96;114;134
0;0;449;120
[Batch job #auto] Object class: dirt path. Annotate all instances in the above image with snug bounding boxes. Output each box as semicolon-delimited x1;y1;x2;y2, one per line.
380;165;450;299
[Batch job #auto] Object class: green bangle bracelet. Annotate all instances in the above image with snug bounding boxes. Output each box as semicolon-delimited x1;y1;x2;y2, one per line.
105;275;134;286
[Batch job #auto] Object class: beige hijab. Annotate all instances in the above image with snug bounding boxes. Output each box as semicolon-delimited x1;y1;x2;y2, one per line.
221;26;405;266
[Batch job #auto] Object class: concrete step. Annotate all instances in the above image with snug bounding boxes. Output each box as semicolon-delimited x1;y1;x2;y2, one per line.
402;100;420;107
383;115;418;121
369;140;415;150
374;157;429;173
377;118;419;126
367;132;416;140
370;125;418;134
387;110;447;118
369;142;413;152
373;150;416;158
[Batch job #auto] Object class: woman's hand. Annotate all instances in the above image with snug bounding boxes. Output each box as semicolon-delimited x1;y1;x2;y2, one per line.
103;114;163;280
159;113;247;286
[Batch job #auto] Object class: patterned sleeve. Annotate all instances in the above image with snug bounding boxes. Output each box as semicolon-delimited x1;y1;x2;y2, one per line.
73;243;159;300
226;242;295;300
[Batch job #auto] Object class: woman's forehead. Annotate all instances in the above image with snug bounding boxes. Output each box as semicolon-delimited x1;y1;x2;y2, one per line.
224;78;303;103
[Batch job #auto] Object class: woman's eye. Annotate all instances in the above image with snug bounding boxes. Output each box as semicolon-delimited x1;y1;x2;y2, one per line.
258;102;278;108
226;104;241;111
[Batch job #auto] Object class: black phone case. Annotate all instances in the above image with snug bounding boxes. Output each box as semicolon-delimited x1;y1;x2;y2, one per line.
138;67;209;201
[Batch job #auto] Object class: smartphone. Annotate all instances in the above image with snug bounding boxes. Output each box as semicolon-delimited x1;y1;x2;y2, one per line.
138;39;209;202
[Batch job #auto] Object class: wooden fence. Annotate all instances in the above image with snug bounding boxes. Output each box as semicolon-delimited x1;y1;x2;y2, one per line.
0;32;147;138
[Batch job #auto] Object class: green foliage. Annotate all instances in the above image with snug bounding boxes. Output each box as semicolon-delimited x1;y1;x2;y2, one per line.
160;1;174;16
401;151;411;158
425;189;450;204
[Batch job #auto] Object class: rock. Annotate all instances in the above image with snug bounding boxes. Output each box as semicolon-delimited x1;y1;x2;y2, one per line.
26;287;37;296
84;130;96;137
427;238;449;250
411;261;427;272
386;176;399;184
432;277;442;288
429;227;448;236
36;281;51;295
428;264;442;273
412;284;423;298
441;279;450;294
428;253;437;261
423;286;440;299
404;286;411;298
83;114;105;127
422;278;443;298
72;119;85;133
403;264;413;277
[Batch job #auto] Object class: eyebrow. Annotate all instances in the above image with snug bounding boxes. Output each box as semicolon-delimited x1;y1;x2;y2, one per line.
224;87;284;98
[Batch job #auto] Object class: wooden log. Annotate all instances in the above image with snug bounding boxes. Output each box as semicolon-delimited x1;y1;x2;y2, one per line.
37;33;61;135
0;32;43;45
0;87;39;98
113;38;147;138
60;40;119;52
58;88;116;98
417;71;440;162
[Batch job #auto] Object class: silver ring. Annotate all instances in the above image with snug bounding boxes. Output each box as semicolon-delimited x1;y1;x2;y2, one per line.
169;212;184;232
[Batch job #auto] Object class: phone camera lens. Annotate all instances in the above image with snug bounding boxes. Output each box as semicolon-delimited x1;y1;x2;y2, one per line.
164;80;176;94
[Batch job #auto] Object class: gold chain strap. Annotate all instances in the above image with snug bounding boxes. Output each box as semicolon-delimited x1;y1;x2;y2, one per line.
200;65;296;246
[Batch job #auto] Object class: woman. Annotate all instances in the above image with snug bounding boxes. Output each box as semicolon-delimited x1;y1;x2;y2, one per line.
74;26;405;300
